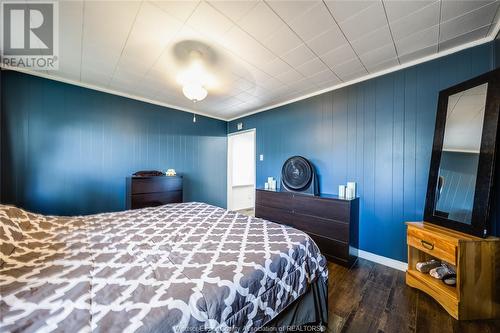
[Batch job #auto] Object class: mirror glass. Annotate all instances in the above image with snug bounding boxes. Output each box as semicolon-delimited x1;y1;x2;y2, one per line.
434;83;488;224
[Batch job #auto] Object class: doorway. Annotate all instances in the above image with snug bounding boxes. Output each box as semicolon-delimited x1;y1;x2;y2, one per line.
227;129;256;213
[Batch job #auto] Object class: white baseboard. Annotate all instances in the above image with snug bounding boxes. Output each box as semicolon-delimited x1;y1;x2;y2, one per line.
357;249;408;272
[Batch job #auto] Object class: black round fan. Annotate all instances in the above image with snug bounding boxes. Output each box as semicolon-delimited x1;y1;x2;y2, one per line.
281;156;314;191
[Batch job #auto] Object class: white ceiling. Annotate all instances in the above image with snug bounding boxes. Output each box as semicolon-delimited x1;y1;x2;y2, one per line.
9;0;500;120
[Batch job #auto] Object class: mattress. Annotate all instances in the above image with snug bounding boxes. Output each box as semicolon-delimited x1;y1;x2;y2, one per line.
0;202;328;332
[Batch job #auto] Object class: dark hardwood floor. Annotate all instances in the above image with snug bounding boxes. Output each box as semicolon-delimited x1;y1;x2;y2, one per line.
327;258;500;333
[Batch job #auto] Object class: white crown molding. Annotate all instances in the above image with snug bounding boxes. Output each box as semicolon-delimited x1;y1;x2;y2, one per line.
0;64;227;122
357;249;408;272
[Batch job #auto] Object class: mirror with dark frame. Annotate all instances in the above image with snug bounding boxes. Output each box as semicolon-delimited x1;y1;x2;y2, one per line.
424;68;500;237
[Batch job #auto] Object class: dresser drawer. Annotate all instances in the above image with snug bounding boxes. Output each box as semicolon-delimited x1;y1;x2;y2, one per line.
131;191;182;209
256;211;351;264
308;233;350;264
256;205;349;242
256;190;293;211
293;195;349;221
255;204;293;224
288;213;349;242
131;177;182;194
408;226;457;264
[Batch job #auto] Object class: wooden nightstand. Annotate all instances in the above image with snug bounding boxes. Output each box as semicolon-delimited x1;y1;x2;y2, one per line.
406;222;500;320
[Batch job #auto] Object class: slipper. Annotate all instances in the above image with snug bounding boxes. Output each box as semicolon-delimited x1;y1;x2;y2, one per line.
442;273;457;286
416;259;441;273
430;263;455;279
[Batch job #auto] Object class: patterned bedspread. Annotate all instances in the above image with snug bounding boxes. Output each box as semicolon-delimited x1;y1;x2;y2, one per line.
1;202;328;332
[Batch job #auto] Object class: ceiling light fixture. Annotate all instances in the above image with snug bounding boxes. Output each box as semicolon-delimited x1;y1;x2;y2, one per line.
182;82;207;102
177;51;215;103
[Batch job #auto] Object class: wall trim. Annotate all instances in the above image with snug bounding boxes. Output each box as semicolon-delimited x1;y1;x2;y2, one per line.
357;249;408;272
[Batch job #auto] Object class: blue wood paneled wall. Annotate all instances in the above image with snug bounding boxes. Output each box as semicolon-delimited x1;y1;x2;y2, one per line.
228;43;496;262
1;71;227;215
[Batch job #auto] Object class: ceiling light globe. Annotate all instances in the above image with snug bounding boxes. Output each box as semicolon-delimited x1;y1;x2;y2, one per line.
183;83;207;102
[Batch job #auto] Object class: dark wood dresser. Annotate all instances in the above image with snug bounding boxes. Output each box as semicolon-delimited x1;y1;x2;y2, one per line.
126;176;183;209
255;188;359;266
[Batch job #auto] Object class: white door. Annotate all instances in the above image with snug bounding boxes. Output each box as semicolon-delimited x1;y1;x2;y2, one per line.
227;129;256;211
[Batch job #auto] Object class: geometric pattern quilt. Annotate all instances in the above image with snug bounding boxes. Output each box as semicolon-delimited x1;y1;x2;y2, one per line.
0;202;328;332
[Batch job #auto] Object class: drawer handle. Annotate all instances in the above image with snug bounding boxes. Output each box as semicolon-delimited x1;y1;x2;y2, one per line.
421;240;434;250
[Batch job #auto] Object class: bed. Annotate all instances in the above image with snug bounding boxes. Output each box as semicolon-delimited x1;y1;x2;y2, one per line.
0;202;328;332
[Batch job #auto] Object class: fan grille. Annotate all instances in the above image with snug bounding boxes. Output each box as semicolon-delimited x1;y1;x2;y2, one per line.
281;156;313;191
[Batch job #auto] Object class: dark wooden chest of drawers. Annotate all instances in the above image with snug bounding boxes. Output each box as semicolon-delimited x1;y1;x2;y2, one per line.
126;176;183;209
255;188;359;266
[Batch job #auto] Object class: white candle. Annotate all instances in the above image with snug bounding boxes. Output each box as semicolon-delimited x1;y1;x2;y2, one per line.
346;187;355;199
339;185;346;198
347;182;356;197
